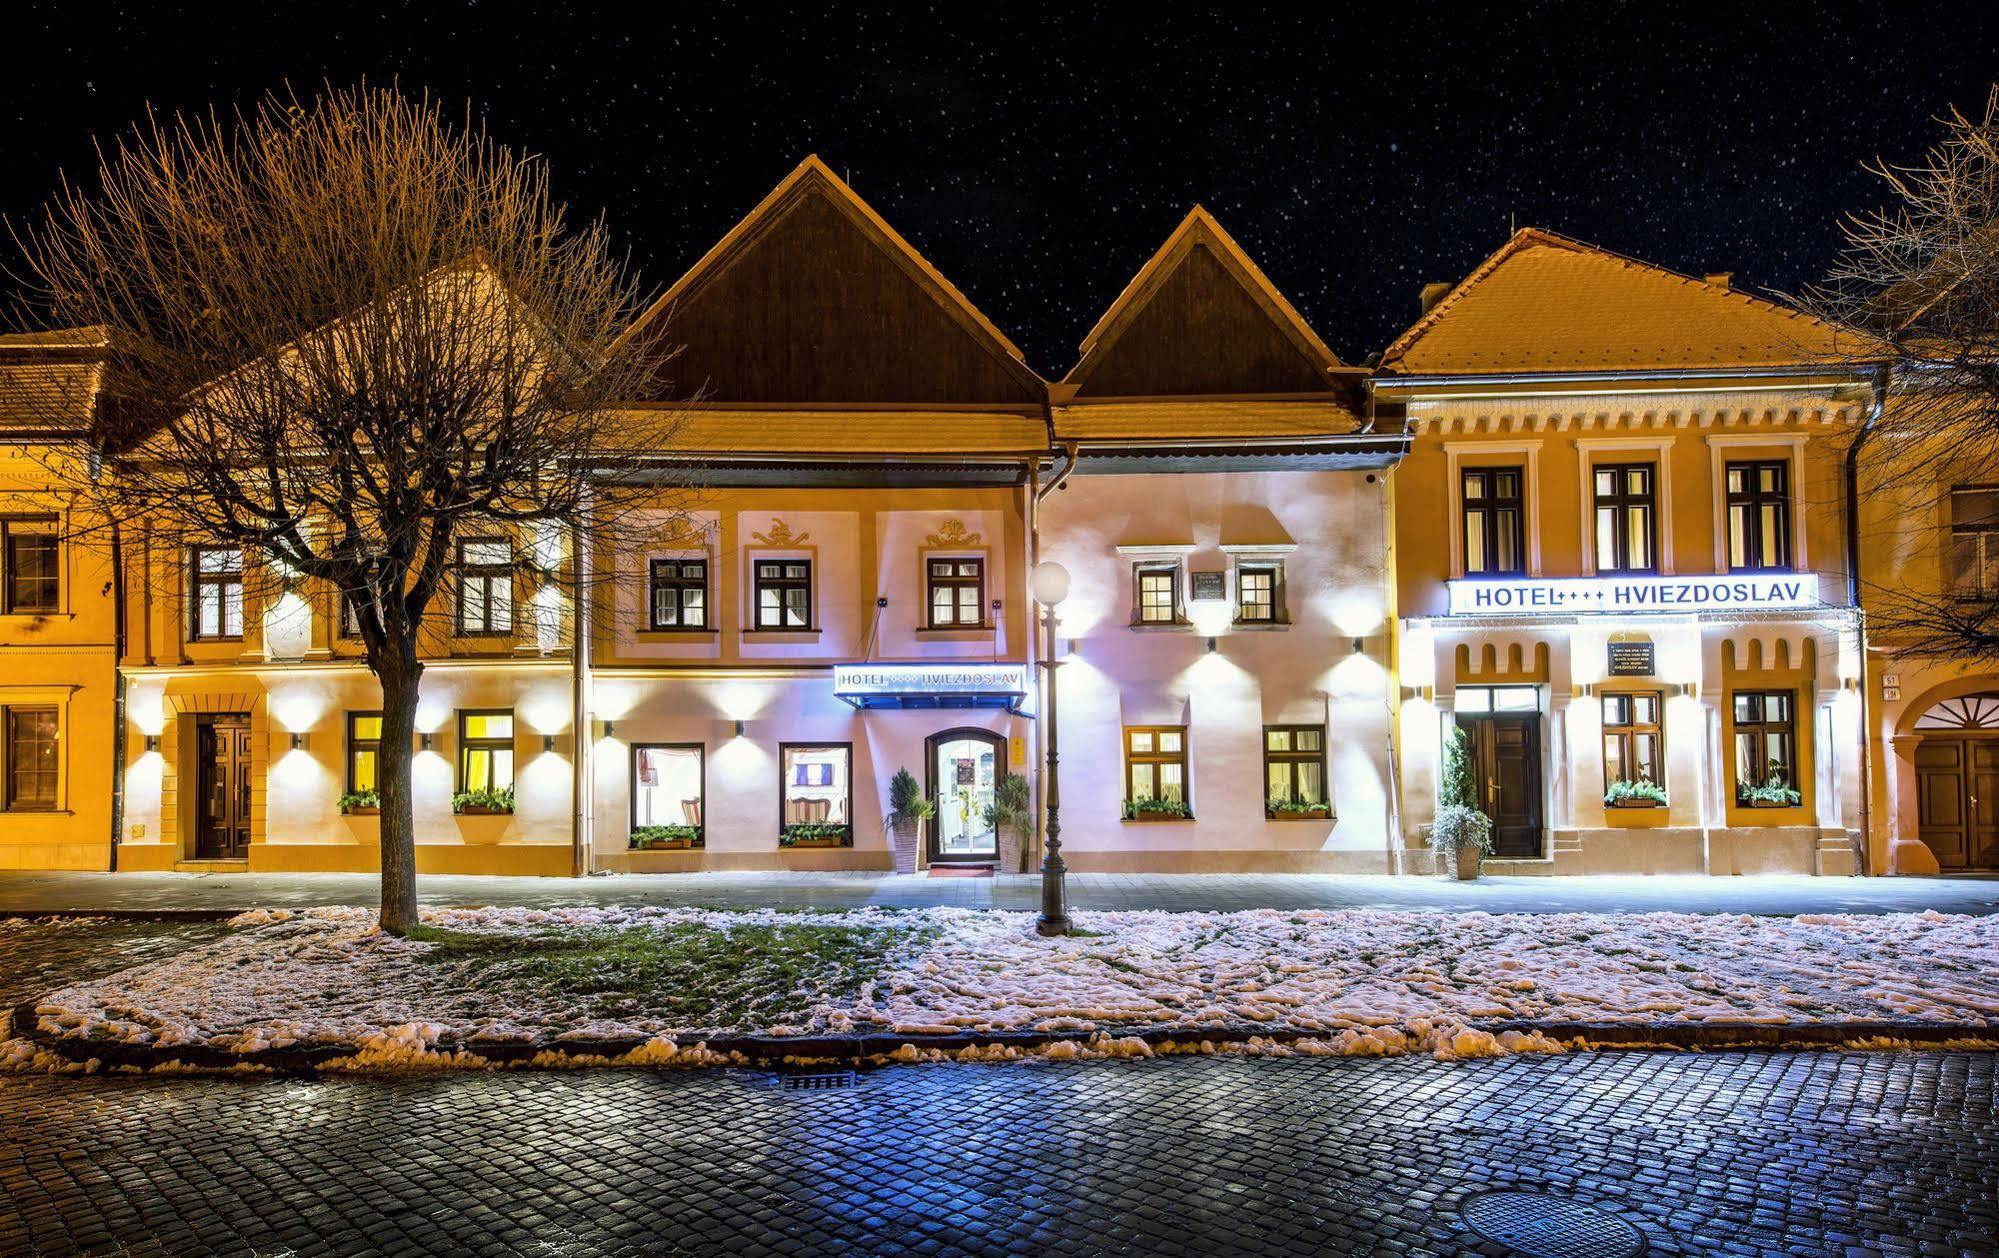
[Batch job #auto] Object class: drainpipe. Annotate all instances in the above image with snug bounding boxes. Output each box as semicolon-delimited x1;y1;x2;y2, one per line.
108;515;125;871
1843;366;1889;876
570;495;593;879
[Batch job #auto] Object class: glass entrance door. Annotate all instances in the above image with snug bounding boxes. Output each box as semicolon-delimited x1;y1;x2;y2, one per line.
929;731;1001;861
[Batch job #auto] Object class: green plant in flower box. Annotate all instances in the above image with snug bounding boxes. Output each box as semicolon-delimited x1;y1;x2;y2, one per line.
1603;778;1668;808
629;824;702;850
1122;796;1191;820
780;821;852;847
338;789;381;813
452;786;516;815
1736;770;1802;807
1266;795;1330;817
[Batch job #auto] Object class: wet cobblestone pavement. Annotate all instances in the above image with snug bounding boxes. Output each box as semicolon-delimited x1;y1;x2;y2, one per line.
1;926;1996;1255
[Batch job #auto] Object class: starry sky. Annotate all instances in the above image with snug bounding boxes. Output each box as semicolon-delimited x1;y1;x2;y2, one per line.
9;1;1999;372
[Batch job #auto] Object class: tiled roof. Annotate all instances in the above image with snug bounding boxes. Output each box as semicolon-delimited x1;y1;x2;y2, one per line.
0;328;108;432
1378;229;1849;376
1051;399;1362;444
652;409;1051;458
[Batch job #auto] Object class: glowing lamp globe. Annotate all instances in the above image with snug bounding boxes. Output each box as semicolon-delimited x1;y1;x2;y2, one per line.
1031;560;1071;608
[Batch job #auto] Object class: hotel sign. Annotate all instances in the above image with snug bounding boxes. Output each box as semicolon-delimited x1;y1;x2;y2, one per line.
1447;574;1820;617
832;663;1032;712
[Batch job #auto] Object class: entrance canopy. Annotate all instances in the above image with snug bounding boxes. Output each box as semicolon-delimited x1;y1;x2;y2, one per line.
832;663;1031;712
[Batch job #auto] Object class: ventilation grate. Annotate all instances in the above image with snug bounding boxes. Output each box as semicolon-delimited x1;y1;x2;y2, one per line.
1460;1191;1646;1258
779;1070;860;1092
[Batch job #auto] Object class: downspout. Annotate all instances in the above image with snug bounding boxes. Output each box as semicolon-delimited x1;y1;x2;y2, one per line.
1365;378;1405;868
108;515;125;871
570;495;593;879
1843;366;1888;876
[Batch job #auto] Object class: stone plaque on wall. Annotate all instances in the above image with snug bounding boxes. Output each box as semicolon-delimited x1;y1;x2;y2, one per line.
1189;570;1226;601
1607;640;1656;676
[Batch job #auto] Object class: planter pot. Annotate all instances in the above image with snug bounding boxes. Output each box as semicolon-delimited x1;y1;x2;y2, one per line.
341;806;379;816
633;838;698;851
1605;801;1666;810
891;817;920;875
1739;798;1800;809
997;823;1025;875
782;837;848;850
455;806;514;817
1268;808;1331;821
453;813;511;844
1454;846;1483;881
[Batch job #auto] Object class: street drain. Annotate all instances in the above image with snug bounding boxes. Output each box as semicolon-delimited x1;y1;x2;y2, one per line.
1460;1191;1646;1258
779;1070;860;1092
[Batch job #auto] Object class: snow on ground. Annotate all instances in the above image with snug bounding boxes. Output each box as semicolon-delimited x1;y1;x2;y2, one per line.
15;904;1999;1072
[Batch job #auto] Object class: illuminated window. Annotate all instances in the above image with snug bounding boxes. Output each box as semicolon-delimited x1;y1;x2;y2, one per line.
191;546;244;640
455;538;513;635
347;712;382;794
1601;692;1662;790
1949;486;1999;600
754;560;812;629
780;743;851;840
1455;685;1538;714
649;558;708;629
633;744;704;841
927;558;985;627
1134;564;1179;624
1263;725;1326;814
1237;565;1280;623
2;706;56;811
1461;467;1525;576
457;710;515;792
1592;464;1656;574
1732;691;1798;805
1726;462;1791;572
1;517;59;613
1124;726;1188;815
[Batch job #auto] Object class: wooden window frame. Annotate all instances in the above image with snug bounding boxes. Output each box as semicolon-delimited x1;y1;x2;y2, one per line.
456;708;516;793
454;537;514;636
1123;725;1190;812
752;558;813;630
1731;690;1797;802
631;742;706;834
648;557;710;631
1236;564;1283;624
1133;563;1181;625
925;556;987;629
1591;463;1658;575
1725;460;1793;573
1948;484;1999;601
777;741;852;836
190;545;245;641
1460;466;1526;577
1;517;59;614
1601;690;1664;791
1262;724;1327;814
1;704;58;812
346;711;383;795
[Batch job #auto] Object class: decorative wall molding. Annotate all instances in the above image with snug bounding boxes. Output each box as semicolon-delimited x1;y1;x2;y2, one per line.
1413;403;1860;435
750;518;810;548
923;519;982;548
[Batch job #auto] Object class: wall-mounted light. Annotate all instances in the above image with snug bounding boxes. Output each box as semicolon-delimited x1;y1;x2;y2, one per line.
734;719;746;738
1351;637;1365;655
543;734;557;753
876;596;889;609
1206;636;1218;653
291;732;308;751
603;719;617;740
419;732;433;752
143;734;160;754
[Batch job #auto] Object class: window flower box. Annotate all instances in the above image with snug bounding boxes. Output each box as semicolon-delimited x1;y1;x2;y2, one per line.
780;822;852;848
1603;779;1668;809
630;825;703;851
1735;778;1802;809
1122;798;1193;821
452;787;516;816
338;790;381;817
1266;797;1331;821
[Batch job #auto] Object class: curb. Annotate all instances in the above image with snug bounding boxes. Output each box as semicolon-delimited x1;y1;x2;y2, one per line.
12;1002;1997;1075
0;909;246;923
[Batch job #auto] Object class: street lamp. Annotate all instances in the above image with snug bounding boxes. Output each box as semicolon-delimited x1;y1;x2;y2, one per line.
1030;560;1072;937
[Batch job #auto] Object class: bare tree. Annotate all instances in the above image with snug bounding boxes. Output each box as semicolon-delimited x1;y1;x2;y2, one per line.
12;84;686;932
1803;86;1999;659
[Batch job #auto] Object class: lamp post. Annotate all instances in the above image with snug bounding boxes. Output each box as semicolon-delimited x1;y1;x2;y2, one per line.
1030;560;1071;937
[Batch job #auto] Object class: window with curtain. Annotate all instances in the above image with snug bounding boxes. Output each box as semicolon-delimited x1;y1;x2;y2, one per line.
1263;725;1326;815
346;712;382;794
649;558;708;629
1236;564;1280;623
3;706;56;811
1949;485;1999;599
1601;692;1663;791
1124;726;1188;816
753;559;812;629
191;546;244;640
926;558;985;627
1460;467;1525;575
1134;564;1179;624
1592;463;1656;573
457;710;515;792
455;538;514;635
1732;691;1798;805
1725;461;1791;572
2;517;59;613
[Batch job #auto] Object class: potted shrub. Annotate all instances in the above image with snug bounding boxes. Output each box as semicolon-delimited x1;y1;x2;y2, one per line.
981;773;1032;873
780;821;853;848
1266;794;1332;821
884;768;934;874
1122;796;1192;820
1431;725;1492;878
629;824;702;850
452;786;516;816
1603;778;1668;809
338;789;380;816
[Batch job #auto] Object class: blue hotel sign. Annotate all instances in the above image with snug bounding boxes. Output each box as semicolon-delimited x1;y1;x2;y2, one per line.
1446;574;1820;616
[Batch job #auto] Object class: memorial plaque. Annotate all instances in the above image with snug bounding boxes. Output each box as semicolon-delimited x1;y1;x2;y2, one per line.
1607;640;1655;676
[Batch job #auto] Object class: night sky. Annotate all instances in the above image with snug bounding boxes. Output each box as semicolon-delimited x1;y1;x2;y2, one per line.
10;2;1999;372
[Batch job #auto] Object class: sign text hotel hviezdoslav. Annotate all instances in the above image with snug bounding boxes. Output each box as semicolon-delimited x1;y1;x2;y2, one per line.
1446;574;1818;616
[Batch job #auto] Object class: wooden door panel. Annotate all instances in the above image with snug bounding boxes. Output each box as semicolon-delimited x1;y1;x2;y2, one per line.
1459;713;1542;859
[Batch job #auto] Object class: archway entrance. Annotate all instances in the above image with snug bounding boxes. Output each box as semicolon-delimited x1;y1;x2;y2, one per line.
1913;693;1999;871
925;728;1004;864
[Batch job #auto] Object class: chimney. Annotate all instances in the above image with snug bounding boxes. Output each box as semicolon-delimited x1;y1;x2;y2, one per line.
1704;272;1733;289
1418;282;1452;315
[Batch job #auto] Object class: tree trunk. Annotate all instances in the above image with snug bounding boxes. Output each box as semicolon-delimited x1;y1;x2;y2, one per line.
375;652;424;934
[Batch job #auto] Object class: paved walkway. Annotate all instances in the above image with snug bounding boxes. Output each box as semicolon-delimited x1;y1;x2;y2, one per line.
1;868;1996;917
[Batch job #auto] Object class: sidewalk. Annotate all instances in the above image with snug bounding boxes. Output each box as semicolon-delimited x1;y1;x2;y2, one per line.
0;869;1995;917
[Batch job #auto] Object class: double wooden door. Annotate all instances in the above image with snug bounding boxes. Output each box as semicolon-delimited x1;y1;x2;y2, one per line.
1456;713;1544;859
1916;736;1999;871
196;715;253;859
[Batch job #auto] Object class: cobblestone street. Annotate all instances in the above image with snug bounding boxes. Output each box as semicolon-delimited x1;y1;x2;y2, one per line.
0;921;1996;1255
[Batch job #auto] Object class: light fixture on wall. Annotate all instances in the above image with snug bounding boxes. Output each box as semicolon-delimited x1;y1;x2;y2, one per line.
543;734;556;753
1206;636;1218;653
1351;637;1365;655
734;719;746;738
603;719;617;740
291;732;308;751
418;732;433;752
143;734;160;754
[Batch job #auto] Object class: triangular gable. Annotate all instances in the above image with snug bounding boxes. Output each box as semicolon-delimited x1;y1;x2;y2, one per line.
621;156;1044;406
1378;227;1847;376
1065;207;1341;398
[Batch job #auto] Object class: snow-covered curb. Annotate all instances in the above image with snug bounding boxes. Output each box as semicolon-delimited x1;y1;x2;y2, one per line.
9;903;1999;1074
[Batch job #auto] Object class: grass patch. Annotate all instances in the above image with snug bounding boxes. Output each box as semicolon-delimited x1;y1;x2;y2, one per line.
404;920;931;1031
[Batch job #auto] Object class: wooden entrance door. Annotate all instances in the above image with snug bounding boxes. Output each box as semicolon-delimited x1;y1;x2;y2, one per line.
1916;736;1999;871
196;715;253;859
1457;713;1543;859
